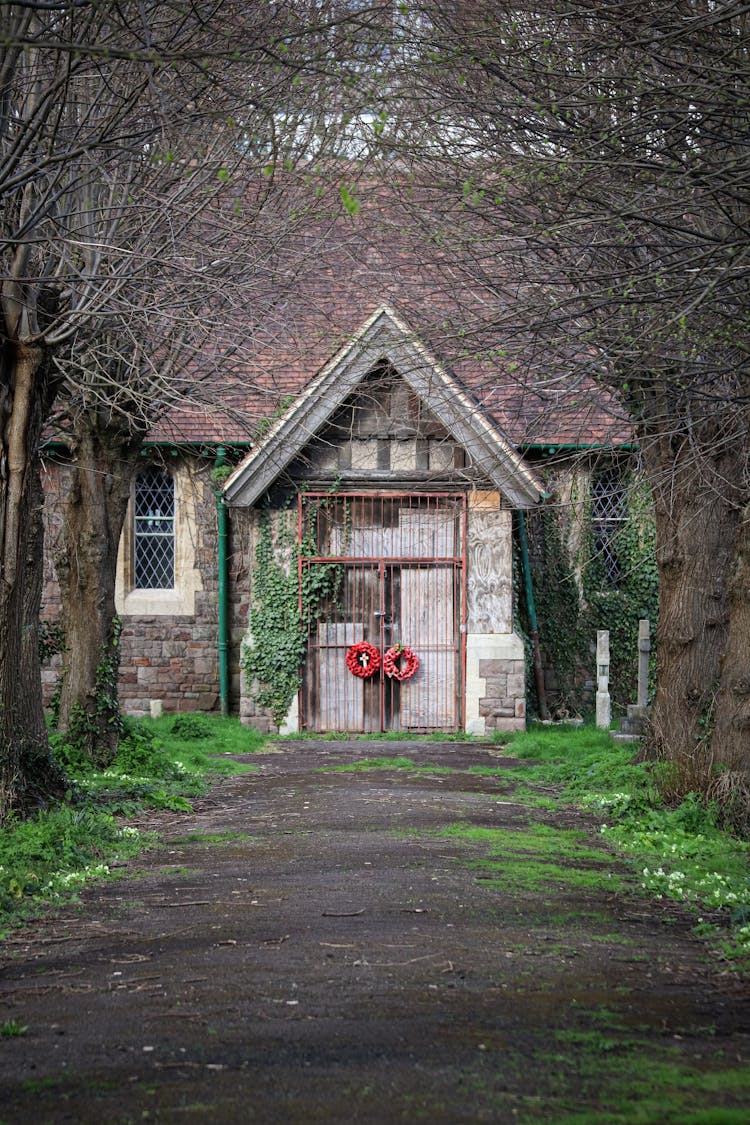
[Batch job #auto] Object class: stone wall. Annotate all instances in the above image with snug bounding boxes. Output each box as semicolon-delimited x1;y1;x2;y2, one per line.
40;455;250;717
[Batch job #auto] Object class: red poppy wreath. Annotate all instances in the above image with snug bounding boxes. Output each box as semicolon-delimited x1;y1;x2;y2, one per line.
345;641;381;679
383;644;419;682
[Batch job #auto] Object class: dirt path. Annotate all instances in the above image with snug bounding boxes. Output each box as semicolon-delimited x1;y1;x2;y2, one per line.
1;741;749;1124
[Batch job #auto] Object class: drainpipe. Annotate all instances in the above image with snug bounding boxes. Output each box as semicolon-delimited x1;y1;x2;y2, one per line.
215;446;230;717
517;511;549;721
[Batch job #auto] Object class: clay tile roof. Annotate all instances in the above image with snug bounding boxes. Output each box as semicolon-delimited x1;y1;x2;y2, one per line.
146;182;631;451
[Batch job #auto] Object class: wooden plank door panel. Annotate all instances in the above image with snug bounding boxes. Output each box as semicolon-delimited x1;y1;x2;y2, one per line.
398;564;457;730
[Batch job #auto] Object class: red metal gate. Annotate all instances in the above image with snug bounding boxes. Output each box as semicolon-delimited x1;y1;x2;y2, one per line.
299;493;466;733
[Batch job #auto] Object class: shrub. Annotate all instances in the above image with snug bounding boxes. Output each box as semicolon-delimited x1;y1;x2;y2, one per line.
169;713;214;740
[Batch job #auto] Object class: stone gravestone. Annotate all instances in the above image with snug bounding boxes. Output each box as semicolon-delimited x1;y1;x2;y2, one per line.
637;618;650;709
619;618;651;737
595;630;611;730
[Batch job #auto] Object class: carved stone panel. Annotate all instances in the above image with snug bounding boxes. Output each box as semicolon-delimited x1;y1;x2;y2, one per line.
466;503;513;633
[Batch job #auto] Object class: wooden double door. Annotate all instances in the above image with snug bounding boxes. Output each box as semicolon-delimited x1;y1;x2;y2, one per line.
303;558;463;733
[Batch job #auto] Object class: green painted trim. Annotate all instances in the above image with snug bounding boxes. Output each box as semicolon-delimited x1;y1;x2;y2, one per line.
517;512;538;634
215;447;230;717
517;510;549;720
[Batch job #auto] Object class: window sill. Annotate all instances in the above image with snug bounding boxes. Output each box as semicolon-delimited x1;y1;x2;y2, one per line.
118;587;196;617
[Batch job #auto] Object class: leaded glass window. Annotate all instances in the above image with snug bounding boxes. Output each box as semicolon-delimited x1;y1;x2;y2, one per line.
134;468;175;589
592;468;627;585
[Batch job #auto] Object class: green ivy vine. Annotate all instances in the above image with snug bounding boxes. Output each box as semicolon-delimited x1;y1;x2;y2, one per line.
64;616;125;766
582;474;658;708
523;471;658;717
241;502;342;726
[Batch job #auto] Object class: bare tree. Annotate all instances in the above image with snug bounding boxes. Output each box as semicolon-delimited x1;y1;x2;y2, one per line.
1;1;158;815
1;0;394;813
378;0;749;795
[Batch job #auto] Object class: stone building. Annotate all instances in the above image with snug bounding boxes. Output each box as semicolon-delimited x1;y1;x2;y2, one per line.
41;266;634;735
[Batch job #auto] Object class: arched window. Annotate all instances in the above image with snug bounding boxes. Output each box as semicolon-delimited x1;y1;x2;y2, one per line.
134;467;175;589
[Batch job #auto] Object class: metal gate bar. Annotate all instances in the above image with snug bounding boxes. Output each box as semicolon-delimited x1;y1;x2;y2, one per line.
299;493;466;733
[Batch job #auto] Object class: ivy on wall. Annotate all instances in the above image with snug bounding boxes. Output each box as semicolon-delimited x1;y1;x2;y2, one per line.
523;470;658;717
523;506;588;716
240;501;342;726
582;475;658;708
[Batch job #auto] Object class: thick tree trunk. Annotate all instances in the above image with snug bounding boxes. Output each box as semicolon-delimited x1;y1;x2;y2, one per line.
54;419;144;767
0;343;65;822
711;496;750;777
639;417;745;794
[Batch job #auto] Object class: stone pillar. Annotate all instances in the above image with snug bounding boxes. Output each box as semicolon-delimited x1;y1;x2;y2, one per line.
620;618;651;736
637;619;650;709
464;494;526;735
595;630;611;730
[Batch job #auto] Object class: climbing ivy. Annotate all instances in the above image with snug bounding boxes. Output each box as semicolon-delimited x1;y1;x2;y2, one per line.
523;471;658;717
64;617;125;766
582;474;658;708
210;463;234;492
240;511;303;725
241;502;342;726
524;506;588;716
39;620;65;728
38;620;65;665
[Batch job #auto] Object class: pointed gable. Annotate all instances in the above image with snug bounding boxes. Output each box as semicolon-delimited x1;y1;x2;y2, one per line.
223;307;544;508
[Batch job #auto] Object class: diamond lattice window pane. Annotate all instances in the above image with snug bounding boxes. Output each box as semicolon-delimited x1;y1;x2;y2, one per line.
134;468;175;589
592;468;626;585
592;469;626;523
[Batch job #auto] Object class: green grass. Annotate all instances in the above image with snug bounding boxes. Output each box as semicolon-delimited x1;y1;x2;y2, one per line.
0;714;266;936
436;821;626;894
494;724;750;971
497;724;656;802
321;756;456;774
519;1031;750;1125
462;985;750;1123
167;831;251;847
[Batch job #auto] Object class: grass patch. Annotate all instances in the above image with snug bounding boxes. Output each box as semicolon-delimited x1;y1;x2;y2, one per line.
521;1030;750;1124
497;725;655;802
495;724;750;971
68;714;261;816
0;715;266;936
321;756;455;774
464;995;750;1123
167;831;251;847
437;821;625;894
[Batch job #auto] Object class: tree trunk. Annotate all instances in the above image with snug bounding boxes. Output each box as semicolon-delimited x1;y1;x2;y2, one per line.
639;417;745;795
54;419;144;767
0;343;66;822
711;494;750;776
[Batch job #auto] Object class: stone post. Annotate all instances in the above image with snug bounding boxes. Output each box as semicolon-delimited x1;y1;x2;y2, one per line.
595;630;611;730
637;619;650;709
619;618;652;737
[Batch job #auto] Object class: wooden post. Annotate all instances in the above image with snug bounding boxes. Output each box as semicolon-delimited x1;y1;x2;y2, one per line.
596;630;611;730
